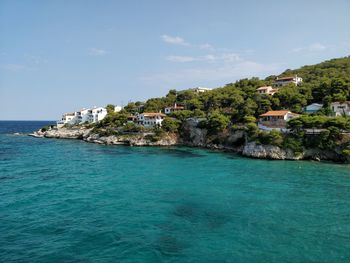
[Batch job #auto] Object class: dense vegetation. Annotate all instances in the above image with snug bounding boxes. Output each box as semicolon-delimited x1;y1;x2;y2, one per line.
92;56;350;152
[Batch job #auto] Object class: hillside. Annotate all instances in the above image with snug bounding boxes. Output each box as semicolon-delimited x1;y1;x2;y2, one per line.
273;56;350;104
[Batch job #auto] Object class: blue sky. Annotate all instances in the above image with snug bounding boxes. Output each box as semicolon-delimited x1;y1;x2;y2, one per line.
0;0;349;120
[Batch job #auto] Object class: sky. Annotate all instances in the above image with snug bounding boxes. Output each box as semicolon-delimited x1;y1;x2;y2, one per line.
0;0;350;120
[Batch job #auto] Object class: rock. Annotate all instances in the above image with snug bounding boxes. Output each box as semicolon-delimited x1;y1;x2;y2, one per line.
43;127;92;139
242;142;301;160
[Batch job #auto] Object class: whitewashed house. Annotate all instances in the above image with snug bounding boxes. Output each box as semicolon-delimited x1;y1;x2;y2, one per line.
274;75;302;87
331;101;350;116
258;110;300;131
91;107;107;122
137;112;166;127
304;103;323;113
57;113;78;127
164;103;185;114
191;87;212;93
56;106;108;127
256;86;278;95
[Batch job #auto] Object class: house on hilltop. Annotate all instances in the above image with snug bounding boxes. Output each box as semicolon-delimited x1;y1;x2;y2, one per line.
274;75;302;87
256;86;278;95
331;101;350;116
164;103;185;114
258;110;300;131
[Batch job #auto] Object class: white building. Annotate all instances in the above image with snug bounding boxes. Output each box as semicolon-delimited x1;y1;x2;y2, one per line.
258;110;300;131
256;86;278;95
137;112;166;127
331;101;350;116
164;103;185;114
191;87;212;93
56;106;108;127
274;75;303;87
91;107;107;123
57;112;78;127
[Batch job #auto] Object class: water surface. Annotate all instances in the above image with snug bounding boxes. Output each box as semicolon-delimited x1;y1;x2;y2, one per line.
1;121;350;262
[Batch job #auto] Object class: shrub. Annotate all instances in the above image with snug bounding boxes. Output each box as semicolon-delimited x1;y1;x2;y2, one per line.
162;117;180;132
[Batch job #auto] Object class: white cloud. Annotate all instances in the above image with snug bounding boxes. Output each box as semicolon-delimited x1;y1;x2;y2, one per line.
291;43;327;53
161;35;190;46
1;64;31;71
166;52;241;63
166;55;197;62
88;48;109;56
144;61;282;84
199;43;215;51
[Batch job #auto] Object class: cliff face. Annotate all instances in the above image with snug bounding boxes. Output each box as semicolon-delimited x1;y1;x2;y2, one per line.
180;119;245;151
242;142;300;160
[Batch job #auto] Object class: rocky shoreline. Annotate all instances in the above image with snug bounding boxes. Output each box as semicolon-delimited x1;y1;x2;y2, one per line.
30;126;350;164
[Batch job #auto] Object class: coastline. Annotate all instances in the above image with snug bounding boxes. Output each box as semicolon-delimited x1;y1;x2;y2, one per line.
30;126;350;164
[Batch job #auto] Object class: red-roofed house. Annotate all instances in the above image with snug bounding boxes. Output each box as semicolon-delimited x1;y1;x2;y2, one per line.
258;110;300;131
164;103;185;114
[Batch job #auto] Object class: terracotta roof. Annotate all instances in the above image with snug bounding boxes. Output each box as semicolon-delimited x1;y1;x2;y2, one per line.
142;112;166;117
331;101;350;106
276;76;295;81
260;110;291;117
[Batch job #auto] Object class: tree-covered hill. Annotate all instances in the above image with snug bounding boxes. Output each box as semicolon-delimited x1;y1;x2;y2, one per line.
102;56;350;130
273;56;350;104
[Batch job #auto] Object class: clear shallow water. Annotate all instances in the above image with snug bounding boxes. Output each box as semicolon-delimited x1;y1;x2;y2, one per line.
1;121;350;262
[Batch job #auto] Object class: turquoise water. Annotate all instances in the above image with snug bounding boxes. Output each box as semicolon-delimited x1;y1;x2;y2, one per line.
1;121;350;262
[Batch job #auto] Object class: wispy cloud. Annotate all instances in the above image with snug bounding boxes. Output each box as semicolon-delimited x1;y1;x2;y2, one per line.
161;34;190;46
144;61;282;85
291;43;327;53
88;48;109;56
166;53;241;63
24;54;48;64
1;64;33;71
166;55;197;62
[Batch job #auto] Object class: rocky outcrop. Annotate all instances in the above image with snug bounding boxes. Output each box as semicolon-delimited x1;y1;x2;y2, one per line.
43;128;92;139
38;127;178;146
242;142;301;160
33;124;350;163
84;133;178;146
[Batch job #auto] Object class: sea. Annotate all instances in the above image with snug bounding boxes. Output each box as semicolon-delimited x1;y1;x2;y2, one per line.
1;121;350;262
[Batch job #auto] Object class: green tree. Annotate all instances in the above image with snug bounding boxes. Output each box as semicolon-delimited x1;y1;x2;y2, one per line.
162;117;180;132
207;110;230;132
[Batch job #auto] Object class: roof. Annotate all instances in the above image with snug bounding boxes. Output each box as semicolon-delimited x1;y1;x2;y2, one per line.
260;110;291;117
307;103;323;107
166;106;185;109
276;76;295;81
331;101;350;106
142;112;166;117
